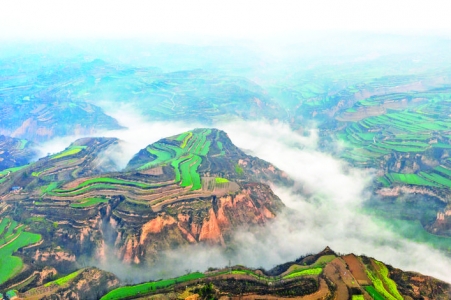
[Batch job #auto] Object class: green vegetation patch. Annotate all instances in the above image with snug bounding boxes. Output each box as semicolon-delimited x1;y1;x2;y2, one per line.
313;255;336;266
421;171;451;188
51;146;87;160
70;197;109;208
282;267;322;279
139;146;174;170
352;296;365;300
434;165;451;177
364;286;387;300
101;272;205;300
178;131;193;148
335;101;451;170
179;155;203;190
32;168;52;177
217;141;225;156
18;139;28;150
189;156;202;190
432;142;451;149
0;218;41;284
385;173;439;187
40;182;60;195
136;129;212;190
215;177;229;183
0;165;29;177
378;176;391;187
53;177;154;194
235;164;244;176
365;261;403;300
45;269;83;287
374;261;403;300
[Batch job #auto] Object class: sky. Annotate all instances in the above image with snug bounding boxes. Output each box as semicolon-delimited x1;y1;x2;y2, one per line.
1;0;451;41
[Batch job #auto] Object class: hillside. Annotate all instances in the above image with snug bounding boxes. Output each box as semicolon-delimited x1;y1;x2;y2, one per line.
98;248;451;300
0;135;36;172
0;99;122;142
0;128;286;286
5;248;449;300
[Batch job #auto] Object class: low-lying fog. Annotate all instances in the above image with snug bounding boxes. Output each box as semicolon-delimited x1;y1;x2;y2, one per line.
35;107;451;283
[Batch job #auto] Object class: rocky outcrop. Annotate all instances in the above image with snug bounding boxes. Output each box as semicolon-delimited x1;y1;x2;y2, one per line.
116;183;284;264
31;268;120;300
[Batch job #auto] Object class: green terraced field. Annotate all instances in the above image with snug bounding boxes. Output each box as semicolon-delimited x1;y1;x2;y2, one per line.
215;177;229;183
235;164;244;175
282;268;323;279
101;272;205;300
434;165;451;177
365;262;402;300
374;261;403;300
189;156;202;189
136;129;213;190
177;131;193;148
419;172;451;188
51;183;134;196
51;146;87;160
0;165;29;177
44;270;83;287
383;173;439;187
283;255;336;277
41;182;59;194
171;157;188;182
139;147;173;169
103;261;328;300
18;139;28;150
53;177;154;194
179;155;203;190
0;218;41;284
217;141;225;155
364;286;386;300
70;197;109;208
337;97;451;167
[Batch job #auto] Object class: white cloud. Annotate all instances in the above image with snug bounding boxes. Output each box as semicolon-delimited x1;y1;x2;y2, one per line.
1;0;451;40
34;112;451;283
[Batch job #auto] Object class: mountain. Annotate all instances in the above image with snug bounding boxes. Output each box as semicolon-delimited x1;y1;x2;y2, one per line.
0;98;123;143
0;136;120;197
0;135;36;171
0;128;287;287
5;248;449;300
1;56;287;125
1;267;119;300
126;128;289;184
79;69;287;124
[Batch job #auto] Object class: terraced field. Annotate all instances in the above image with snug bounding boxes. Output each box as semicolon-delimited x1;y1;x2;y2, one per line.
132;129;213;191
98;253;410;300
0;217;41;284
70;197;109;208
44;269;84;287
52;177;160;195
101;264;325;300
101;272;206;300
0;165;29;184
337;89;451;162
51;145;87;160
365;260;403;300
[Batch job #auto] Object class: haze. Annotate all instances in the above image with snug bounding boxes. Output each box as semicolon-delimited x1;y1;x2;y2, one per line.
2;0;451;41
